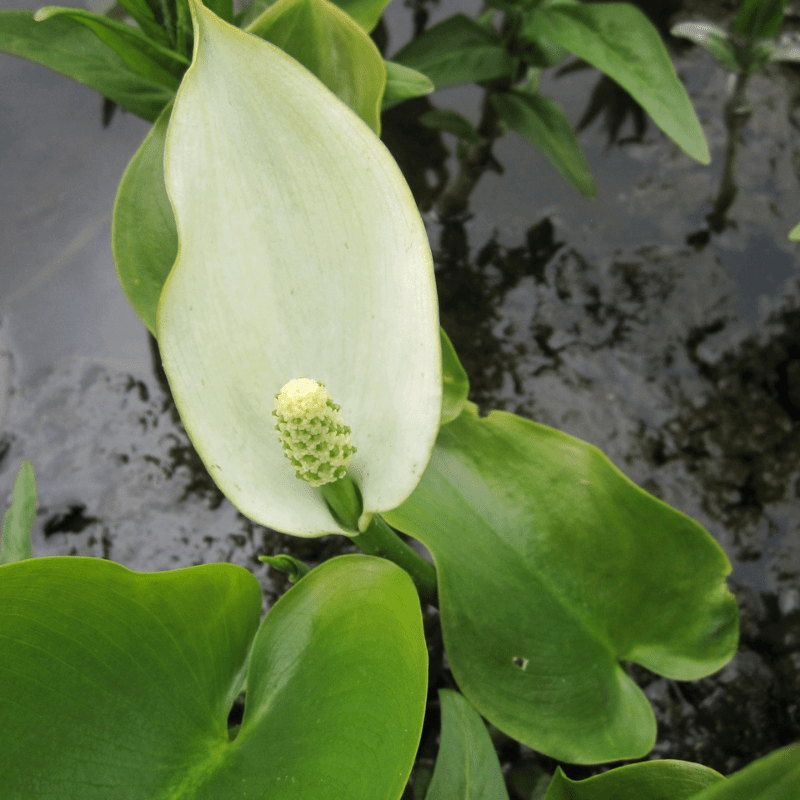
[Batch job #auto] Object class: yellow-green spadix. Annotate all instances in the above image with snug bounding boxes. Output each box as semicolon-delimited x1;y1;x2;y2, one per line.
157;0;441;536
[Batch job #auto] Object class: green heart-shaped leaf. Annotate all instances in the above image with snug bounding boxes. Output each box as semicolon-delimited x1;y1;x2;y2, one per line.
158;0;441;536
385;404;739;763
0;554;427;798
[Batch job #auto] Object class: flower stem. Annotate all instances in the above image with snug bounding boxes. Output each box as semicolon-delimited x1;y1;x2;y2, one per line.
352;515;438;607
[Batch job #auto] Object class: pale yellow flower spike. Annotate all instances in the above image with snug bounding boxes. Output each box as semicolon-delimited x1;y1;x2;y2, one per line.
273;378;356;487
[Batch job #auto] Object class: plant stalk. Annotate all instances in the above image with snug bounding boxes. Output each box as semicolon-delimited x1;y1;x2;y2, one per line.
353;515;438;607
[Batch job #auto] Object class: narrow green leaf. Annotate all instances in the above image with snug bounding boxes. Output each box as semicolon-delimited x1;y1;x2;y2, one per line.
734;0;786;41
420;109;483;144
173;0;193;58
0;554;426;799
692;744;800;800
393;14;517;90
115;0;171;45
35;6;188;90
440;327;470;425
789;220;800;240
332;0;391;32
492;90;597;197
425;690;509;800
544;761;723;800
385;403;739;764
158;0;441;536
382;60;434;110
0;10;173;121
524;1;710;164
671;22;741;73
248;0;385;133
113;102;176;336
0;461;36;565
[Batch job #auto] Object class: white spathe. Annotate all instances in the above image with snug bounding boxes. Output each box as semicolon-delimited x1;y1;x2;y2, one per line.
158;0;441;536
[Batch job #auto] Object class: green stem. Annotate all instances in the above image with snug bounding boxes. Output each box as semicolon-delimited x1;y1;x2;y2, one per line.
353;515;438;607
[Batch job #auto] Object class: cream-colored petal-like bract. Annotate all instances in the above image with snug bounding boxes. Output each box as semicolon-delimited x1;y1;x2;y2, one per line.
158;0;441;536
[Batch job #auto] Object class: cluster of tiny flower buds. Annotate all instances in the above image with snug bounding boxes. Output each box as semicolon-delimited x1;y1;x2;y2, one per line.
273;378;356;487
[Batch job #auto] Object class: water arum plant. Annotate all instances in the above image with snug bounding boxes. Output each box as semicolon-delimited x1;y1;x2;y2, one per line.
158;0;441;538
9;0;800;794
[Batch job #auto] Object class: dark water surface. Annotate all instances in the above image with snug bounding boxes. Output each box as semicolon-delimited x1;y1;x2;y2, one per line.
1;0;798;789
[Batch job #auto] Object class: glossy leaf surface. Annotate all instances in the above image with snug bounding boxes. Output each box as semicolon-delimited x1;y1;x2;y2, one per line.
248;0;385;133
385;403;739;763
492;89;597;197
393;14;517;90
0;460;36;565
159;0;441;536
545;761;723;800
524;1;710;164
35;6;189;90
425;690;509;800
0;10;172;121
114;103;175;336
0;555;426;799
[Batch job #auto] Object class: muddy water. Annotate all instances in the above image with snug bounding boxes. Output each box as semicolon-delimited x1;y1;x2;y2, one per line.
1;0;799;784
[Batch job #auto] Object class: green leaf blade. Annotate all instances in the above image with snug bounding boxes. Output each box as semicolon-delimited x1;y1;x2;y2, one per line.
201;555;428;800
332;0;391;33
0;10;172;121
492;90;597;197
385;404;739;763
382;60;434;110
113;102;176;336
544;761;723;800
393;14;517;90
0;460;36;564
734;0;786;41
524;2;710;164
248;0;386;133
425;690;509;800
0;557;262;798
440;327;470;425
670;22;741;73
34;6;188;90
693;744;800;800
